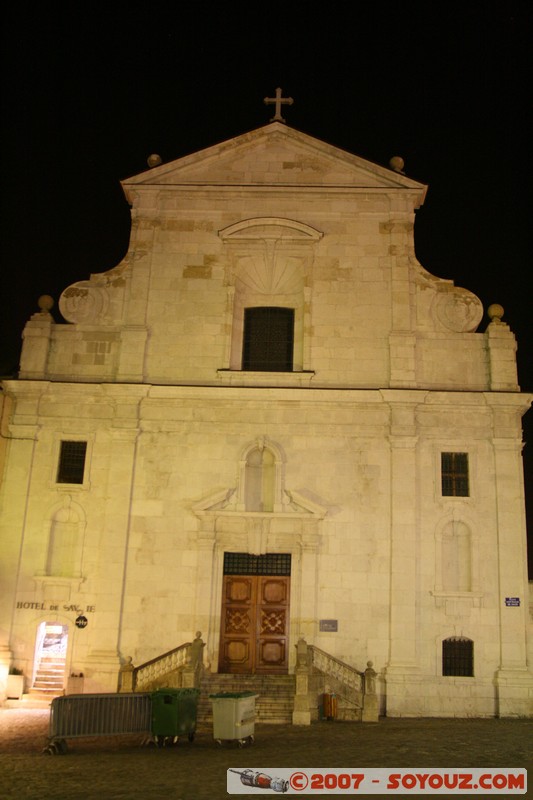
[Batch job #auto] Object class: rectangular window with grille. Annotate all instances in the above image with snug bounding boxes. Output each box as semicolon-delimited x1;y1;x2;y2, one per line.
242;307;294;371
441;452;469;496
223;552;291;576
56;441;87;484
442;637;474;676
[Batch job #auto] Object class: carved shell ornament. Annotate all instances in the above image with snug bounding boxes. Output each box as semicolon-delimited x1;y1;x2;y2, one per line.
234;249;306;295
432;286;483;332
59;282;110;324
221;218;321;296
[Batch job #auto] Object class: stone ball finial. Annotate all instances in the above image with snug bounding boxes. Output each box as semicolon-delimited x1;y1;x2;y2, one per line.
389;156;405;173
147;153;162;168
38;295;54;313
488;303;504;324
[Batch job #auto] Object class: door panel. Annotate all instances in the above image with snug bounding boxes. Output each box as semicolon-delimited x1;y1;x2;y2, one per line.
219;576;256;673
255;577;289;673
219;574;290;674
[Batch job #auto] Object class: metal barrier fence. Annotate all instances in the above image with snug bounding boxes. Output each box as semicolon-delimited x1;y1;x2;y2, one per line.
45;692;152;754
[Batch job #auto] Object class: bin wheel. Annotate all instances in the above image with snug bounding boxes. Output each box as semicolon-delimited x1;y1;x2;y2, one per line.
187;732;195;742
56;739;68;754
157;736;178;747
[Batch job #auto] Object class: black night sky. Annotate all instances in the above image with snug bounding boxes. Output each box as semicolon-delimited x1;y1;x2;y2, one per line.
1;3;531;571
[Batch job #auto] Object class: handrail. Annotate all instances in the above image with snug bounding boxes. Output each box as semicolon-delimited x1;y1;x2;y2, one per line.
308;644;364;693
133;642;191;690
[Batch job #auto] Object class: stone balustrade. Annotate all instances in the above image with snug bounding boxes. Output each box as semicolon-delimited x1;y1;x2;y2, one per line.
310;645;364;693
119;632;205;692
292;638;378;725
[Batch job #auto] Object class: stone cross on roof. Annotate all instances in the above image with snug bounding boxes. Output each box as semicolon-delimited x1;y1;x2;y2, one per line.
264;87;294;123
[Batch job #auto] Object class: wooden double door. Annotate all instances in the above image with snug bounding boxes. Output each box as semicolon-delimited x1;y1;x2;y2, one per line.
218;574;290;674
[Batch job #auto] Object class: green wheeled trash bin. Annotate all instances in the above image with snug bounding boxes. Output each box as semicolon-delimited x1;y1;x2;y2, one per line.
151;688;200;747
209;691;258;746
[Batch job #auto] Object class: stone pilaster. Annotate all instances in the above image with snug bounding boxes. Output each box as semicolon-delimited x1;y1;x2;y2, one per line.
92;424;140;683
116;326;149;382
194;520;218;669
382;392;421;715
383;212;418;388
487;395;533;715
115;203;159;381
0;645;13;703
19;312;54;379
485;309;519;391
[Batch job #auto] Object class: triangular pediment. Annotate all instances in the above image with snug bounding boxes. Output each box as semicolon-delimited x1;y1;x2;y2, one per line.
122;123;427;199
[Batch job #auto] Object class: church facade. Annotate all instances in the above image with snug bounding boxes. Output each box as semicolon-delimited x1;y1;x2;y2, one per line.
1;122;531;717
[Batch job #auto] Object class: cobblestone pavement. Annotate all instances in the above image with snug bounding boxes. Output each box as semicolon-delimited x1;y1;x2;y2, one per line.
0;708;531;799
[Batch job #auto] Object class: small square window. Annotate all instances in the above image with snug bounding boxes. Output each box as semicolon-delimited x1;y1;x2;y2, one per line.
442;637;473;676
57;441;87;484
441;452;469;496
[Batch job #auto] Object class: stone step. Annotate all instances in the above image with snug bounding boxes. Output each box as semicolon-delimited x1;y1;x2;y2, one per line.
3;694;54;708
33;680;64;689
35;668;64;677
27;688;63;700
197;674;294;725
35;665;64;673
34;670;64;681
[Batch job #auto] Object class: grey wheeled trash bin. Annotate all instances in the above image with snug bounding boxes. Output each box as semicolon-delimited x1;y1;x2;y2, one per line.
151;688;200;746
209;691;258;746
